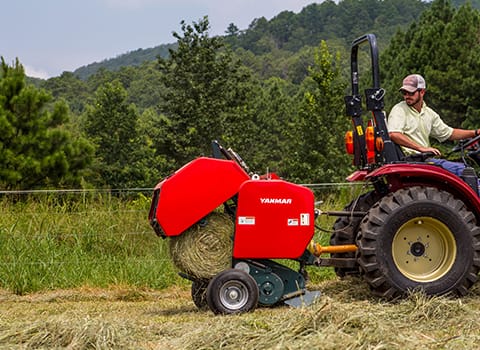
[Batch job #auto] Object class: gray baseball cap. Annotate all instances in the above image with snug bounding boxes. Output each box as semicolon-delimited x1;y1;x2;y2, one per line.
400;74;426;92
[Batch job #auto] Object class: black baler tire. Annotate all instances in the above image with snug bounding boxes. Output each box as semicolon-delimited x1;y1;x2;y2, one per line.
206;269;259;315
357;186;480;298
330;191;380;277
191;279;209;310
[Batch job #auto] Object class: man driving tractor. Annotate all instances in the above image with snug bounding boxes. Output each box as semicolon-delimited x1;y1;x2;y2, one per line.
387;74;480;176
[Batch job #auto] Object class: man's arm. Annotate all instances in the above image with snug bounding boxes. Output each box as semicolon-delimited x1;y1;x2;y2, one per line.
449;128;480;141
389;131;442;156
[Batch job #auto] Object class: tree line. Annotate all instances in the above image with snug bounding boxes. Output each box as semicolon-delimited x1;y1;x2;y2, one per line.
2;0;480;191
70;0;428;81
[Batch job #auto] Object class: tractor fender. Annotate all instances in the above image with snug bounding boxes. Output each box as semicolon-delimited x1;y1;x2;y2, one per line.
366;163;480;217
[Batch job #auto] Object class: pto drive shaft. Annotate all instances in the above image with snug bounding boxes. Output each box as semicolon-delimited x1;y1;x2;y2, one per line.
308;241;357;257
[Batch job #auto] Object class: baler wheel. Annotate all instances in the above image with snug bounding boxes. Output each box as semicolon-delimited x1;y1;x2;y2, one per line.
191;279;209;310
206;269;259;315
330;191;380;277
357;186;480;298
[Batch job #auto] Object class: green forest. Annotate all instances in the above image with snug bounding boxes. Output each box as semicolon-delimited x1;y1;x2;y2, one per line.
2;0;480;191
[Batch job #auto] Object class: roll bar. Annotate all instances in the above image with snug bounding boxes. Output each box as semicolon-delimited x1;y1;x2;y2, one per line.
345;34;399;167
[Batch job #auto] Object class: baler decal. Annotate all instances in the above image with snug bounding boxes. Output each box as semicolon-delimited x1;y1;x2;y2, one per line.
300;213;310;226
260;198;292;204
287;218;299;226
238;216;256;225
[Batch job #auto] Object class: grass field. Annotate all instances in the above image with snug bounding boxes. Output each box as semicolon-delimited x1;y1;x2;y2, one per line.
0;193;184;294
1;190;480;349
1;281;479;349
0;189;348;294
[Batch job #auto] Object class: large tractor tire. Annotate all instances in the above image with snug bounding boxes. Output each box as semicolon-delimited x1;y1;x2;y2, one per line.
357;186;480;298
330;191;380;277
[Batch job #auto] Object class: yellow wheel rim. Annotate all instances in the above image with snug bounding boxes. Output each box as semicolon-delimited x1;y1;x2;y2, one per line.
392;217;457;282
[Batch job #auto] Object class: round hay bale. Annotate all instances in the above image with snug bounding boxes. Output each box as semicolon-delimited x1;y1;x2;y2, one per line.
168;211;234;279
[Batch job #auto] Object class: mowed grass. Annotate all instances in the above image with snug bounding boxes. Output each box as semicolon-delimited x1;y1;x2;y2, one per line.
2;188;479;349
0;281;479;349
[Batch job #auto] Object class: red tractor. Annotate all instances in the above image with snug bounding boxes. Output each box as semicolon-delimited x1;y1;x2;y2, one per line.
332;33;480;299
149;34;480;314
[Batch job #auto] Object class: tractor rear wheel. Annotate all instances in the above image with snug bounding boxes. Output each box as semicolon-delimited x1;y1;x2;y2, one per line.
357;186;480;298
206;269;259;314
330;191;380;277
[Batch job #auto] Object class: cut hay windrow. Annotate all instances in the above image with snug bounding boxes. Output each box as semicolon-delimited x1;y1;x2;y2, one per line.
168;211;234;280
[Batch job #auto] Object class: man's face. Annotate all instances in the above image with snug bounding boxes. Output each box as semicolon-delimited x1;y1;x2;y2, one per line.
401;89;423;106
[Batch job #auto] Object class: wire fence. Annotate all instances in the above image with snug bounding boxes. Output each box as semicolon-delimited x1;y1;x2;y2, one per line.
0;182;365;269
0;183;362;195
0;187;153;195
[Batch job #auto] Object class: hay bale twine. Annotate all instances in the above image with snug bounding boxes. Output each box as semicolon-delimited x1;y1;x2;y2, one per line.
168;211;234;279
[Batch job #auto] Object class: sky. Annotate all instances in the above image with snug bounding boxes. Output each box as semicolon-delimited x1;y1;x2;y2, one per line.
2;0;320;79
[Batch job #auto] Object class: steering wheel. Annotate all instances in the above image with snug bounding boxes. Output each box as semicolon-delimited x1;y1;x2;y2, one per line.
451;134;480;153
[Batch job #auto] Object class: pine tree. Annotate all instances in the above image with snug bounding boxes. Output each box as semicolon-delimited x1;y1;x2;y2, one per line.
381;0;480;129
84;80;147;189
0;58;93;190
157;16;253;166
284;41;350;183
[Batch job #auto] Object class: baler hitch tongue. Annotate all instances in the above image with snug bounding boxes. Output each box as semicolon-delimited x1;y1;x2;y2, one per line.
308;241;357;257
284;290;322;308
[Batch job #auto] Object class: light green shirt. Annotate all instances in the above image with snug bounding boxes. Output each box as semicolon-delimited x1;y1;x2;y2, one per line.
387;101;453;154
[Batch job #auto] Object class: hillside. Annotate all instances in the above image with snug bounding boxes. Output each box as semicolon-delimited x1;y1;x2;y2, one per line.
20;0;480;191
72;0;429;80
73;43;176;80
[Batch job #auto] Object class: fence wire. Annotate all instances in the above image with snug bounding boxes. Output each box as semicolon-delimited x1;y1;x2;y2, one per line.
0;182;365;267
0;183;361;195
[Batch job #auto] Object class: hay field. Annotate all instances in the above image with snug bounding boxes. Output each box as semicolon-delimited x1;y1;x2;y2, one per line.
2;190;480;349
1;278;479;349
